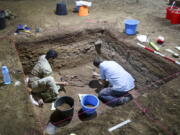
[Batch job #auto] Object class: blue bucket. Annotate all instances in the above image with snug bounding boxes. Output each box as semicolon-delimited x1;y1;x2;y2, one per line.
81;94;99;115
56;2;67;15
124;19;140;35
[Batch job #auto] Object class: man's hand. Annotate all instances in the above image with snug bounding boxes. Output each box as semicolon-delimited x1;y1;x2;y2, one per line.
38;99;44;107
92;71;100;79
27;87;32;93
61;81;69;86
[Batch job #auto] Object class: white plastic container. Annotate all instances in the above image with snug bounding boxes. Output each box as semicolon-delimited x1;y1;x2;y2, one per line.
44;122;57;135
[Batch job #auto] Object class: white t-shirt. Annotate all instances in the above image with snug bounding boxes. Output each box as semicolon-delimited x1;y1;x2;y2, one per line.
99;61;135;92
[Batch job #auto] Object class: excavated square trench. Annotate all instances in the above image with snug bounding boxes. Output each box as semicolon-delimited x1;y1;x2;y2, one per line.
15;29;179;133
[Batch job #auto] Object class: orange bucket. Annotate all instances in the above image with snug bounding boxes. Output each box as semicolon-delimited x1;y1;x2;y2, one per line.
78;6;89;16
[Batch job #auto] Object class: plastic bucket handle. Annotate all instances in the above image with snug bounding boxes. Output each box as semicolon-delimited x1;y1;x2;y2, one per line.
170;1;176;9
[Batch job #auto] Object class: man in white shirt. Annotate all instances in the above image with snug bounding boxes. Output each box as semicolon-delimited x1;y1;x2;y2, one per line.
28;50;68;104
93;57;135;106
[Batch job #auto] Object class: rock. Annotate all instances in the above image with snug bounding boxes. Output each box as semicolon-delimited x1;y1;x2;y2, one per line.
173;93;178;97
95;39;103;45
94;39;102;54
70;133;77;135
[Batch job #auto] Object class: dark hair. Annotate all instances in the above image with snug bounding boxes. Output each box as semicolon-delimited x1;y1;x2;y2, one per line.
93;57;103;67
45;50;58;60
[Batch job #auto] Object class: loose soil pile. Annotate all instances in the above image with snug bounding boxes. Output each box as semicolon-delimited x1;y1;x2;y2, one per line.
85;104;95;108
56;103;71;111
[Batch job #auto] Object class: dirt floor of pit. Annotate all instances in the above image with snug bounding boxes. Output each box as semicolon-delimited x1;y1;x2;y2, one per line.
0;0;180;135
32;62;179;134
32;62;110;130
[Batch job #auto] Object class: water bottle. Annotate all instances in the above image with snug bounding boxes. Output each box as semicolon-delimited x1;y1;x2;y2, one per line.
2;66;11;84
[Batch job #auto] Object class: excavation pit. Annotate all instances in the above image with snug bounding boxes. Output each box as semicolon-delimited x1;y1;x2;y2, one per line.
15;29;180;134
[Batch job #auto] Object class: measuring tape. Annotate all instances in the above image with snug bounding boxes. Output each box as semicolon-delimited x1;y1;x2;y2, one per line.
137;43;180;66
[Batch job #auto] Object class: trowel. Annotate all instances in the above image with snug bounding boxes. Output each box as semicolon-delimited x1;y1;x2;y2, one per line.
165;49;179;58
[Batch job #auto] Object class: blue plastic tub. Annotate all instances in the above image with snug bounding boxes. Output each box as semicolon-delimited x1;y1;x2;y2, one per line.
81;94;99;115
124;19;140;35
56;2;67;15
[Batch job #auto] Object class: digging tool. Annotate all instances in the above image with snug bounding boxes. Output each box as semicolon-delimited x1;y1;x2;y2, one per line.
60;76;84;87
108;119;132;132
165;49;179;58
149;42;160;51
175;46;180;51
68;83;84;87
137;43;180;65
